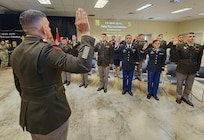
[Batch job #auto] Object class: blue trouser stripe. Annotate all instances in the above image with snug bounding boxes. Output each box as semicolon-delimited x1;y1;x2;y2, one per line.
148;71;161;96
123;70;134;92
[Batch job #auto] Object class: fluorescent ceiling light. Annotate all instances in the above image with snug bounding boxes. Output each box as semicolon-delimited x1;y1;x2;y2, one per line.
171;8;192;14
136;4;152;11
38;0;51;4
94;0;109;8
199;13;204;15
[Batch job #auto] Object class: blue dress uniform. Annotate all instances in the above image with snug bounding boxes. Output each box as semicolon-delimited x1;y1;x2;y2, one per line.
119;43;139;95
145;48;166;99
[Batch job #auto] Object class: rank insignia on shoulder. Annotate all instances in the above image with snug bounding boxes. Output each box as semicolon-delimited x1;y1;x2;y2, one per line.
81;46;90;59
50;43;62;51
43;39;48;43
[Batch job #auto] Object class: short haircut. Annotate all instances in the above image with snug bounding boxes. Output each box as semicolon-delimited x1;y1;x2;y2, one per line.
188;32;195;35
101;33;107;36
61;37;67;40
138;34;144;36
19;9;46;33
153;39;159;44
125;34;132;37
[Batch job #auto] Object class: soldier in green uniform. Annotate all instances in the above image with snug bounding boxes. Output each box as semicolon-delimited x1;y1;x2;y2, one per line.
59;37;72;85
175;32;203;107
10;8;95;140
94;33;113;93
133;34;147;81
0;40;9;68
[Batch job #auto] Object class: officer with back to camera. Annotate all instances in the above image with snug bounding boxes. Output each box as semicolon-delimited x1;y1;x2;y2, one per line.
10;8;95;140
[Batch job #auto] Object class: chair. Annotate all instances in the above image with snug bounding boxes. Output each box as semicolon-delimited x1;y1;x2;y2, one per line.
141;62;163;83
141;61;147;73
141;61;148;82
196;80;204;85
190;82;204;102
92;59;96;68
166;63;177;84
196;66;204;78
88;59;97;75
191;67;204;102
165;54;171;65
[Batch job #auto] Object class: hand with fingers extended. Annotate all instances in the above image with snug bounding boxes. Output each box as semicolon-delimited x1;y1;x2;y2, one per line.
75;8;90;35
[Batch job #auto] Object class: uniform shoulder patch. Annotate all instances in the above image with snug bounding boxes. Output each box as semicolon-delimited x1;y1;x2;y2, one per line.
50;43;62;51
81;46;90;59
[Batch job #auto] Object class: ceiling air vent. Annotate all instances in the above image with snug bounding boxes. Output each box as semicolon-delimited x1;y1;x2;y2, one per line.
128;12;135;14
88;14;95;17
45;7;54;10
148;17;154;19
170;0;180;3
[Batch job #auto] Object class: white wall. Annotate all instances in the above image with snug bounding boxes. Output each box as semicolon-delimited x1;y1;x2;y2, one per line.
77;18;179;43
77;17;204;44
178;18;204;44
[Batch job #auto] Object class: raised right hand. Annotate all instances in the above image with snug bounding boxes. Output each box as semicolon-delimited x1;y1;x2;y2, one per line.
75;8;90;35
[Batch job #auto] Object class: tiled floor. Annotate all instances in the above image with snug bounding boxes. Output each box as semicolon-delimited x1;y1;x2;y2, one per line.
0;67;204;140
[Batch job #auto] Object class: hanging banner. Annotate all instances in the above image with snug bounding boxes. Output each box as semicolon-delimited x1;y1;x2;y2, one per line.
0;30;25;46
0;30;25;66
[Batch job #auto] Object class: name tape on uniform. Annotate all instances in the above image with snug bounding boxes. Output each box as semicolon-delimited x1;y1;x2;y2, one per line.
81;46;90;59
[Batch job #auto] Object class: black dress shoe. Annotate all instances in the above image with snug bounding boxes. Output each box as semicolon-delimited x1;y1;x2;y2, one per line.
128;91;133;96
104;89;107;93
84;84;88;88
66;81;70;86
97;87;104;91
63;80;67;84
137;77;141;81
181;97;194;107
176;98;182;104
122;90;126;95
153;96;159;101
147;94;151;99
79;83;85;87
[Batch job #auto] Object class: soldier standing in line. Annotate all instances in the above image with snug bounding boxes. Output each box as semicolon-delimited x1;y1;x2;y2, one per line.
59;37;71;85
65;35;80;86
175;32;203;107
168;34;185;63
133;34;147;81
142;40;166;101
157;34;167;57
70;35;80;49
112;37;121;77
95;33;113;93
109;35;116;45
7;41;17;66
119;34;140;96
72;34;89;88
0;40;9;68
